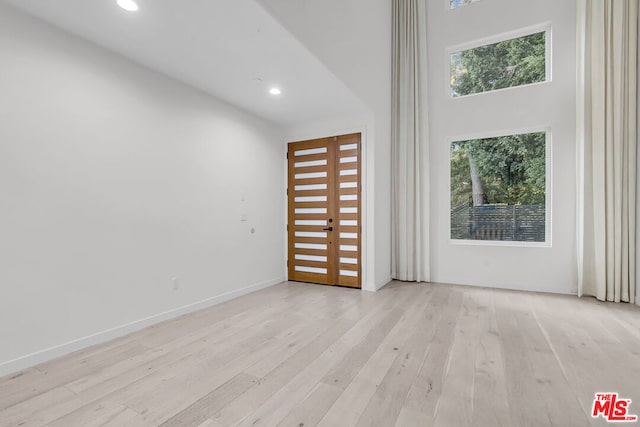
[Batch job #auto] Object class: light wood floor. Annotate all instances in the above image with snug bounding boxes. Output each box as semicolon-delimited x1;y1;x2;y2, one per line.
1;281;639;427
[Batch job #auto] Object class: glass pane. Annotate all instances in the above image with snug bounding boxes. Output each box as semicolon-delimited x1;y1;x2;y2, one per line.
450;32;546;97
450;0;480;9
294;196;327;202
450;132;546;242
294;147;327;156
295;254;328;262
295;243;327;250
340;270;358;277
295;266;327;274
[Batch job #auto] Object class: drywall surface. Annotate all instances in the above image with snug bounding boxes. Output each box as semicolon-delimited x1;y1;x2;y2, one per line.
0;4;285;374
427;0;578;294
257;0;393;289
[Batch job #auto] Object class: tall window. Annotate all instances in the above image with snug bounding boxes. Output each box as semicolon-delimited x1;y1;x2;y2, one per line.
448;26;551;244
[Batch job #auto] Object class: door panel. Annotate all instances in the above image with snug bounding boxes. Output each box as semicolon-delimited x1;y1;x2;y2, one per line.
288;137;334;285
335;133;361;287
287;134;361;288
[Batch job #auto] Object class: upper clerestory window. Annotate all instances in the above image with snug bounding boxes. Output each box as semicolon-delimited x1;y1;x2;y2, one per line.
450;0;481;10
450;31;547;97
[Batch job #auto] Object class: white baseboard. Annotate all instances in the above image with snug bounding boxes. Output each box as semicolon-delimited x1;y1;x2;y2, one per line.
0;277;285;378
428;279;575;296
375;277;393;291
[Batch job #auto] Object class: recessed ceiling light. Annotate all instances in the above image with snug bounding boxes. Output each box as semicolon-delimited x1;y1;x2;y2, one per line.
117;0;139;12
269;88;282;95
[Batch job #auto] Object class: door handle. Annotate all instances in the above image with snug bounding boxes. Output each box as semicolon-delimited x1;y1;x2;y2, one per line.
323;226;333;231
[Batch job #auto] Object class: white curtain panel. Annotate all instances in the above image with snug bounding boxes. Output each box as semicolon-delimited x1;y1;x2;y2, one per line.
391;0;430;282
577;0;638;303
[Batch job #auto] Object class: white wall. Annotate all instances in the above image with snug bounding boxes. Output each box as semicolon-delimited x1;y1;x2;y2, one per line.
427;0;578;294
257;0;393;290
0;4;285;374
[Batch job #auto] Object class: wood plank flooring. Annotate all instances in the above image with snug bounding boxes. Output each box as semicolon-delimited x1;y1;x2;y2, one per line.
0;281;639;426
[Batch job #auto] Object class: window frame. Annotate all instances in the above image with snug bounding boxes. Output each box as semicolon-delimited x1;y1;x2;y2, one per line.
448;0;481;11
447;126;553;248
446;23;553;99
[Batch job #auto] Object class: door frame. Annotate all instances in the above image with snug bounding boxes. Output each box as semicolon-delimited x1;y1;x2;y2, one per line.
282;124;373;291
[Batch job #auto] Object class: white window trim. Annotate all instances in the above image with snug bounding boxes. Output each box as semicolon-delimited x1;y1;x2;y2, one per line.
447;126;553;248
446;22;553;99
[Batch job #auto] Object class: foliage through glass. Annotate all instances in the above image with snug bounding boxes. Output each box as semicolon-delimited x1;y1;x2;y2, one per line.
450;32;546;97
450;132;546;242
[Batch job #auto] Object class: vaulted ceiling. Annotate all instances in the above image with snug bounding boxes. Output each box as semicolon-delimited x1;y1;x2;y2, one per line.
1;0;368;125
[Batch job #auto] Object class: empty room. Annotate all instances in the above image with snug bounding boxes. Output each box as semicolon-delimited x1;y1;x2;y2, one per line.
1;0;639;426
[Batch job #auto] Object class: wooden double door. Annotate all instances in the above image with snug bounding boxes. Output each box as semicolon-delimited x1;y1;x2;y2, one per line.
287;133;362;288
